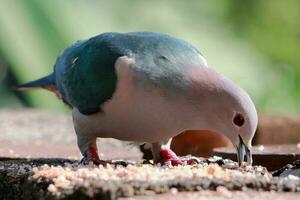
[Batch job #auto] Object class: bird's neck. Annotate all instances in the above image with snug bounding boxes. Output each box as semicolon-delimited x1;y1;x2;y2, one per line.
171;84;227;135
179;105;220;133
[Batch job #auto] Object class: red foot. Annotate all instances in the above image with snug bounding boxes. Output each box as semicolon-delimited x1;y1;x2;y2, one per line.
87;147;100;160
82;147;107;166
159;148;196;166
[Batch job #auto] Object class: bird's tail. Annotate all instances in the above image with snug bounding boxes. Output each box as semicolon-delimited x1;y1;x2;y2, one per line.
14;73;57;92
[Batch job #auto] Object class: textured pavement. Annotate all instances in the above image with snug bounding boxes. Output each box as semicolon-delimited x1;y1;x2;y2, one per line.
0;109;142;161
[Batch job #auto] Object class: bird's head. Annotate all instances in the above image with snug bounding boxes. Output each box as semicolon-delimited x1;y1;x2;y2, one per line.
222;92;258;166
185;67;258;166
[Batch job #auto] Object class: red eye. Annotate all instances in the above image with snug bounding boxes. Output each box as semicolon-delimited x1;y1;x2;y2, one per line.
233;113;245;127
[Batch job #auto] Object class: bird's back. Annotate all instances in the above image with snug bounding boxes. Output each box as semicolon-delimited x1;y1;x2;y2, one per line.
54;32;207;114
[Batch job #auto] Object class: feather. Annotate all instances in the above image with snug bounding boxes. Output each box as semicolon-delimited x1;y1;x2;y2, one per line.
15;74;56;91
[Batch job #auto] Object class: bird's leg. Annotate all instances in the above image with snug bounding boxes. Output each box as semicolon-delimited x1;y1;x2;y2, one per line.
151;139;200;166
81;140;107;166
83;145;106;166
151;139;182;165
75;131;107;165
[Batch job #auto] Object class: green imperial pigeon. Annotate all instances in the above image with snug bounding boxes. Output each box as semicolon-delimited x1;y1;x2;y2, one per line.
17;32;258;166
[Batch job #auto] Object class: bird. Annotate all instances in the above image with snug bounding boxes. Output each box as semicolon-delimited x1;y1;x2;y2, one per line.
16;32;258;166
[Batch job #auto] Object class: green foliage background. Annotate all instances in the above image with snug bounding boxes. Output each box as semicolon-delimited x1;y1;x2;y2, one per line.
0;0;299;114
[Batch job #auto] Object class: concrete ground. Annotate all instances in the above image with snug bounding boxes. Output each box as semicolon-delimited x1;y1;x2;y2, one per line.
121;191;300;200
0;109;142;161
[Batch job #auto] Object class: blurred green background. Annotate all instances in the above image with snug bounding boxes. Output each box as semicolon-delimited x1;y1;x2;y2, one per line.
0;0;299;114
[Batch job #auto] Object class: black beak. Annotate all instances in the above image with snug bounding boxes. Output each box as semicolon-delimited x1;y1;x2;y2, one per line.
236;135;252;166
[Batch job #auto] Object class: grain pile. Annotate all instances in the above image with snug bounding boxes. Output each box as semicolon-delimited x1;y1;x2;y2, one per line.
1;157;300;200
29;157;299;198
32;162;265;197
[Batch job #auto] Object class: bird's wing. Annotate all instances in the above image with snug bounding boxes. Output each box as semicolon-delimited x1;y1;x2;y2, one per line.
54;32;208;115
55;34;124;115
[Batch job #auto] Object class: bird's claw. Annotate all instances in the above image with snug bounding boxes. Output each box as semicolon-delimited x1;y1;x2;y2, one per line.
159;148;201;166
162;156;201;166
80;156;107;166
186;156;202;164
80;147;107;166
